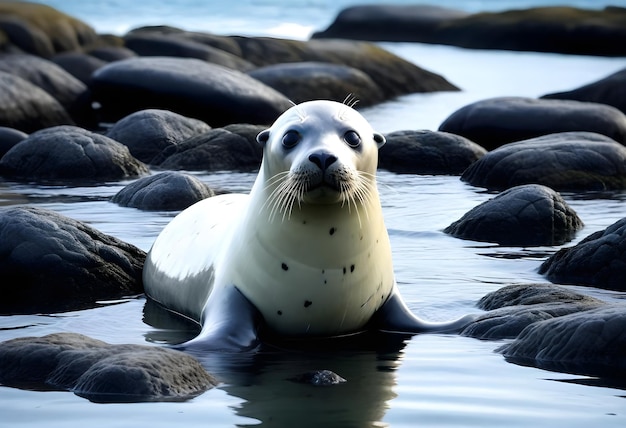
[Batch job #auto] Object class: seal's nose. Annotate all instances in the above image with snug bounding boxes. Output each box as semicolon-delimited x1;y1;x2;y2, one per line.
309;152;338;171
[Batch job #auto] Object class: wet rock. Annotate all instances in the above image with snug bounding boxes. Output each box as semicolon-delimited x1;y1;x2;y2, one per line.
0;125;148;182
248;61;384;106
112;172;214;211
127;26;243;57
378;130;486;174
0;126;28;158
154;125;265;172
539;217;626;291
106;109;211;164
0;53;95;128
0;333;216;403
460;132;626;191
438;97;626;150
0;206;145;314
90;56;293;126
0;2;98;56
462;283;604;340
0;70;74;133
541;68;626;115
88;45;138;62
444;184;583;246
51;52;108;85
498;305;626;378
291;370;347;386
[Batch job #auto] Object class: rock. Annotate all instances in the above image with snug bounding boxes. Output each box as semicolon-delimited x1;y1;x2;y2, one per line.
0;125;148;182
154;125;265;172
313;5;626;57
106;109;211;164
0;332;216;403
51;52;107;85
112;172;214;211
460;132;626;191
123;32;253;71
541;68;626;115
0;2;98;56
0;126;28;158
290;370;347;386
248;61;384;106
497;305;626;378
539;217;626;291
438;96;626;150
0;206;145;314
462;283;604;340
88;45;137;62
0;53;95;128
90;56;293;126
444;184;583;246
378;130;486;174
0;70;74;133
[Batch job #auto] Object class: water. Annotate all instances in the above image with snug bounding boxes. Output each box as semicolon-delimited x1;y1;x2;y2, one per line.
2;0;626;426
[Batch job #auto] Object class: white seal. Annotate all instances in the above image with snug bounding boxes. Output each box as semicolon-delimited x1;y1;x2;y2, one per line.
143;100;473;351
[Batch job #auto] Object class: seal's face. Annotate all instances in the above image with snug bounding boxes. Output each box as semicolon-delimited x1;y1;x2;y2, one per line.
256;100;385;219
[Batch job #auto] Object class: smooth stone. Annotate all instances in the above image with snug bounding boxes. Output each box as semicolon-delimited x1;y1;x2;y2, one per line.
378;129;486;174
0;126;28;158
112;171;214;211
290;370;347;386
460;131;626;191
0;206;145;314
444;184;583;246
51;52;108;85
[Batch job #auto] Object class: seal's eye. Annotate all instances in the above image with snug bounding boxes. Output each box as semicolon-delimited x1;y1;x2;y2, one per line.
344;130;361;148
282;130;300;149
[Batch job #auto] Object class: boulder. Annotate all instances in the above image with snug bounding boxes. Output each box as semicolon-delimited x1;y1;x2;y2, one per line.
0;125;148;182
539;217;626;291
0;70;74;133
248;61;384;106
154;124;265;172
378;130;486;174
106;109;211;164
438;96;626;150
0;333;216;403
460;132;626;191
112;172;214;211
90;56;293;126
0;206;145;314
51;52;107;85
444;184;583;246
541;67;626;115
0;126;27;158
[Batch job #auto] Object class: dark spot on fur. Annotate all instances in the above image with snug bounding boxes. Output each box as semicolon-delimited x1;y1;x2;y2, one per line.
302;220;307;225
304;300;312;308
324;280;327;284
350;264;355;273
343;267;346;275
282;263;288;271
329;227;336;236
277;310;283;315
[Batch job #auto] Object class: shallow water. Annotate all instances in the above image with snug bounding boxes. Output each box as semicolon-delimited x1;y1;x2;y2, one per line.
3;0;626;425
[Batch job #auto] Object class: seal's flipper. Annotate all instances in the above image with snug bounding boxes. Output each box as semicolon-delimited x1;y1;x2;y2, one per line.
176;287;263;353
371;290;476;335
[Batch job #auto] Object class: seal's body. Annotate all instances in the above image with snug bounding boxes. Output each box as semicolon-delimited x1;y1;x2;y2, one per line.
144;100;473;351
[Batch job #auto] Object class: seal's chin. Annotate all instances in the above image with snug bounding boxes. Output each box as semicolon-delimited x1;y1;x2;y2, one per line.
302;184;344;204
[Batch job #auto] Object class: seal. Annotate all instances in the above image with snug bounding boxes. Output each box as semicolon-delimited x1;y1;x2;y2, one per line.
143;99;474;351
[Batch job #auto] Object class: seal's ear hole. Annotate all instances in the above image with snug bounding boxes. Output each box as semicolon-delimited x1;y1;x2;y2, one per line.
374;132;386;149
256;129;270;146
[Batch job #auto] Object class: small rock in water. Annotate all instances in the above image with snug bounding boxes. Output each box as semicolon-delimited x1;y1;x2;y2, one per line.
291;369;347;386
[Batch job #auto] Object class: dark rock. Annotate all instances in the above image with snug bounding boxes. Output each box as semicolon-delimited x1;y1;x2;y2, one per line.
460;132;626;191
0;2;98;56
541;68;626;115
154;125;265;172
439;97;626;150
539;217;626;291
51;52;107;85
291;370;347;386
248;61;384;106
0;53;95;128
444;184;583;246
0;332;216;402
378;130;486;174
106;109;211;164
112;172;214;211
90;56;293;126
0;206;145;314
87;45;138;62
462;283;604;340
0;125;148;182
123;33;253;71
498;305;626;378
0;70;74;133
0;15;54;57
0;126;28;158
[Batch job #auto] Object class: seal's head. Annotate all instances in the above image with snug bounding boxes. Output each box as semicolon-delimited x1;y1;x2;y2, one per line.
256;100;385;219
